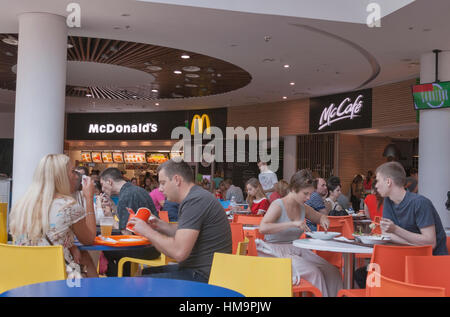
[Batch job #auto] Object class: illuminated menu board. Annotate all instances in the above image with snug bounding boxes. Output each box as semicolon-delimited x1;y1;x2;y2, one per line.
124;152;146;163
81;152;92;163
113;152;124;163
92;152;102;163
146;153;169;164
102;152;113;163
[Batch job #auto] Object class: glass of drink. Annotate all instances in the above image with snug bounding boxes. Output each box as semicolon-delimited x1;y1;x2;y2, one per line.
100;216;114;236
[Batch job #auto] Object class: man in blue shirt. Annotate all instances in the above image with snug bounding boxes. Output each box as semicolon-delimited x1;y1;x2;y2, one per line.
355;162;447;288
305;177;330;230
376;162;447;255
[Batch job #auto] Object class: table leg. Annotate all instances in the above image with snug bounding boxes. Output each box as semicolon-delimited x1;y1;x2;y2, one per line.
343;253;352;289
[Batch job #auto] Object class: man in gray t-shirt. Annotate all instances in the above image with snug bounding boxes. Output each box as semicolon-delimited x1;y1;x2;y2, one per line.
224;179;245;203
129;160;232;283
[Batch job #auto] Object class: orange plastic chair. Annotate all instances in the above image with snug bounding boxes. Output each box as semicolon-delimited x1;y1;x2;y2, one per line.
326;216;354;239
405;255;450;296
232;215;263;226
158;210;169;223
338;244;433;297
367;272;445;297
447;236;450;255
230;222;245;255
247;236;258;256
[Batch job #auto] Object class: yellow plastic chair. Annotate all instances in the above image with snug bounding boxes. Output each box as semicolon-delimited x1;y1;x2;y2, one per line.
208;252;292;297
236;237;249;255
0;203;7;244
118;253;170;277
0;243;66;294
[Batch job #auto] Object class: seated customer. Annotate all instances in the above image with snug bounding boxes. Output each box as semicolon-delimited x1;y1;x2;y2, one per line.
305;176;329;231
9;154;97;279
363;179;383;221
355;162;447;288
325;180;347;216
128;160;232;283
269;180;290;204
100;168;161;277
224;179;245;203
258;169;343;297
246;178;270;215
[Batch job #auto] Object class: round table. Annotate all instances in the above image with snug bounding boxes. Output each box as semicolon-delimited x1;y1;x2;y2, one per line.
293;238;373;289
0;277;244;297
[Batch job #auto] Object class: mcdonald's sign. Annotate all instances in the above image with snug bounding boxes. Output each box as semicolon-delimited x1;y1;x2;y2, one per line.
191;114;211;135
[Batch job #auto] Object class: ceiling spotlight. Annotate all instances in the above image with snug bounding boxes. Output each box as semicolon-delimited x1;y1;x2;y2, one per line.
155;103;160;106
86;93;92;97
290;82;295;86
282;96;287;100
284;64;290;68
2;36;18;46
181;54;190;59
151;89;158;93
174;70;182;74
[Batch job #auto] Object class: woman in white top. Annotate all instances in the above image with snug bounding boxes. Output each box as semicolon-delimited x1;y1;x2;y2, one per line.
258;170;343;297
9;154;98;278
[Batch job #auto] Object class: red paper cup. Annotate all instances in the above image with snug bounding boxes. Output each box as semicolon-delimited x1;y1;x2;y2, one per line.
135;208;151;222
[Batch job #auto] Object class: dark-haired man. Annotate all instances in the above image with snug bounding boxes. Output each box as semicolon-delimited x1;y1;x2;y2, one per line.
305;177;330;230
129;160;232;283
100;167;161;276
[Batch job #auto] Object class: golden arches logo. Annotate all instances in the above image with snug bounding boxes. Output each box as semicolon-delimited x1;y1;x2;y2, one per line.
190;114;211;135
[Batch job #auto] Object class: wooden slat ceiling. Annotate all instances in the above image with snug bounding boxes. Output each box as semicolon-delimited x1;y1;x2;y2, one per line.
0;33;252;100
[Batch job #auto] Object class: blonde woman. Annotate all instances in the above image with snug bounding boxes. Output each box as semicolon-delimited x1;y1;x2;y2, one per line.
245;178;270;215
258;170;343;297
269;180;290;203
9;154;97;278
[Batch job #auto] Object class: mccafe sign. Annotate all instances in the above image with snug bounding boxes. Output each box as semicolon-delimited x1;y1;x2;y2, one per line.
309;89;372;133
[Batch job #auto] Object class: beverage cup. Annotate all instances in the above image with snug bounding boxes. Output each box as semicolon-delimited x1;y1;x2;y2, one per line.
100;216;114;236
135;208;151;222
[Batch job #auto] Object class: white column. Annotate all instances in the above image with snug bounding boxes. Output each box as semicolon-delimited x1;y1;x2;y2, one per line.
283;135;297;181
419;51;450;228
12;13;67;204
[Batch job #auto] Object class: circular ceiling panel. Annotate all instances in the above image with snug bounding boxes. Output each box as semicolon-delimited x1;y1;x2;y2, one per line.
0;34;252;100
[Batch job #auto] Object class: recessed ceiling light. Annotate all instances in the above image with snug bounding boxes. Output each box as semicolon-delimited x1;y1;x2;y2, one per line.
174;70;182;74
151;89;158;93
282;96;287;99
181;54;190;59
290;82;295;86
217;74;222;77
283;64;290;68
155;103;160;106
146;65;162;71
86;94;92;97
182;66;201;72
2;36;18;45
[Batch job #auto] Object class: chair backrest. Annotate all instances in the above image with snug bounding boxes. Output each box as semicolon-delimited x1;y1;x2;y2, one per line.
0;243;66;294
370;245;433;281
405;255;450;296
158;210;169;223
317;223;344;236
209;252;292;297
236;238;249;255
0;203;7;244
230;223;245;254
367;272;445;297
447;236;450;255
232;215;263;225
327;216;354;239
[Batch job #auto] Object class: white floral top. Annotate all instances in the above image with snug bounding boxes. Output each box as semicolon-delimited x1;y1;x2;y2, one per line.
14;197;86;275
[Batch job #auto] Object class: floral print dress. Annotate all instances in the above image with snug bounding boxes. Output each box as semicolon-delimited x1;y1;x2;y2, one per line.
14;197;86;277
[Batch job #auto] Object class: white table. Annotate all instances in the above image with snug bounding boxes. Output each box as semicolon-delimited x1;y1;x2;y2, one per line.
292;238;373;289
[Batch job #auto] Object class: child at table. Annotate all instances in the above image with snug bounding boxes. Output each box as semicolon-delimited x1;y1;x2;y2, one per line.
246;178;270;215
